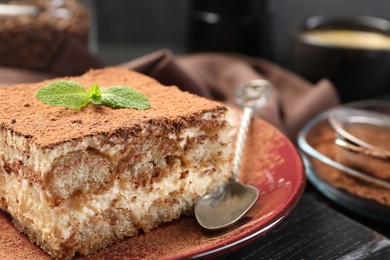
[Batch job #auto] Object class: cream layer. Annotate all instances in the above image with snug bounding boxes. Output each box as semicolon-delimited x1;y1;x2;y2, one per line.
1;150;230;244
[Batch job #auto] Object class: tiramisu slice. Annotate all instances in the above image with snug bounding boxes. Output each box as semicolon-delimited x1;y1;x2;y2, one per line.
0;68;233;259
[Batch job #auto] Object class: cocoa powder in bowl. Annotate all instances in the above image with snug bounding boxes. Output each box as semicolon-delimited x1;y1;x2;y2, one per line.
307;120;390;206
335;122;390;182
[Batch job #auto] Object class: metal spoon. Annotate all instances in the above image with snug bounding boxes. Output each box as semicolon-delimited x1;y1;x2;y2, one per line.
329;107;390;160
195;79;272;230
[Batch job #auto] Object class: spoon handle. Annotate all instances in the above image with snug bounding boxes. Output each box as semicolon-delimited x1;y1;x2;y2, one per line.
232;79;272;181
231;106;254;181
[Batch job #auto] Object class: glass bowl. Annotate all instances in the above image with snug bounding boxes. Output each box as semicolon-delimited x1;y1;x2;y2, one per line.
297;100;390;222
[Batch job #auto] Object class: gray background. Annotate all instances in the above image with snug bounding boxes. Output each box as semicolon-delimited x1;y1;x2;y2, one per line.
92;0;390;69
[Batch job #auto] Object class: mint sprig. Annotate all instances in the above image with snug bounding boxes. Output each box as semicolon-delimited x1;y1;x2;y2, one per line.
36;80;150;110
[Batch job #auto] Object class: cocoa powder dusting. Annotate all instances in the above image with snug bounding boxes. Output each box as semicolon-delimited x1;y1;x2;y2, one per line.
0;67;226;148
307;120;390;206
0;211;49;259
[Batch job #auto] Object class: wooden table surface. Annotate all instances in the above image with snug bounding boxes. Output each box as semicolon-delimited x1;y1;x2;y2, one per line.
220;184;390;259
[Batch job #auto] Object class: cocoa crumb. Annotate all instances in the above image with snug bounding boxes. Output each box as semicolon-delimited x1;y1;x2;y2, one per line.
3;163;12;173
180;171;189;179
10;119;16;124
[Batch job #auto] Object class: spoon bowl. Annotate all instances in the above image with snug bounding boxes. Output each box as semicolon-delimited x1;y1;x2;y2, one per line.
195;182;259;230
195;80;272;230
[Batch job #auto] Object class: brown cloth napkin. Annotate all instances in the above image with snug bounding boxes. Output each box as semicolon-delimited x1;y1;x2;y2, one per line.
121;49;340;139
0;48;339;140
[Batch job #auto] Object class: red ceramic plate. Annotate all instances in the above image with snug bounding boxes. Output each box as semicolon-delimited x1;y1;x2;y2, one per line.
0;117;305;259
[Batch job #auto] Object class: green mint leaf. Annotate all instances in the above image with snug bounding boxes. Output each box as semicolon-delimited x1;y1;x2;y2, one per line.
100;86;150;110
36;80;151;110
36;80;89;109
89;84;103;105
